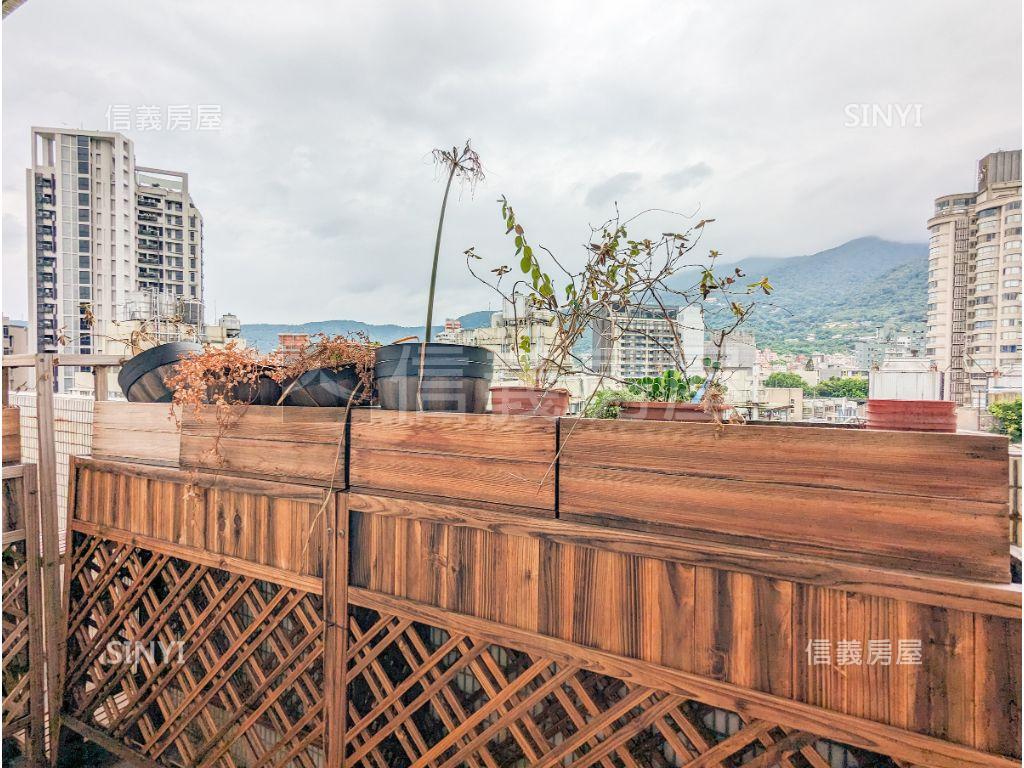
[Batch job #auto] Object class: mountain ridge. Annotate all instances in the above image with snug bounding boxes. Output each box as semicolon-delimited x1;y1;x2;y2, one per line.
241;236;927;355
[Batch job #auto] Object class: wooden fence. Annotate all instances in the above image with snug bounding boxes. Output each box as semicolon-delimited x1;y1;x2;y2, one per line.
52;404;1021;768
2;463;47;766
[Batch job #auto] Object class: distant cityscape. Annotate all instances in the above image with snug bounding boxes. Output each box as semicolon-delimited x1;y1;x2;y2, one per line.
3;128;1021;425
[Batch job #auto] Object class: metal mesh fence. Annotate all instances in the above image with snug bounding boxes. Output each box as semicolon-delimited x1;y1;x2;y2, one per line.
10;392;94;549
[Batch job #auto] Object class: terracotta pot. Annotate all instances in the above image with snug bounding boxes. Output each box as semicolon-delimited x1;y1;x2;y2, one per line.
490;386;570;416
617;401;714;422
866;399;956;433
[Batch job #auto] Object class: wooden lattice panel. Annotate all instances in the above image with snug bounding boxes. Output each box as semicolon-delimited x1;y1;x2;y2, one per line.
3;539;33;736
64;532;325;768
344;600;902;768
3;467;46;767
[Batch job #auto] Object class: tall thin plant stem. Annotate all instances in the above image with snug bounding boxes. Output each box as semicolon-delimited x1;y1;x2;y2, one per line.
418;158;459;410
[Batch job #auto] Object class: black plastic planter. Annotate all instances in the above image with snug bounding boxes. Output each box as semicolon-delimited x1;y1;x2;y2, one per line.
117;341;203;403
207;370;283;406
374;342;493;412
282;365;362;407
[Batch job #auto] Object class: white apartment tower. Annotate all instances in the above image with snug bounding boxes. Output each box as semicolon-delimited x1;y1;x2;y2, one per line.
926;150;1022;406
27;128;204;391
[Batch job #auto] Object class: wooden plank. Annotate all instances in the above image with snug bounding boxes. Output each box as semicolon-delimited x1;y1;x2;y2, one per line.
560;465;1007;581
349;409;558;510
350;587;1019;768
34;353;63;761
69;519;323;594
693;568;792;697
72;460;329;579
559;419;1009;504
20;464;47;767
324;493;347;767
91;402;180;467
78;456;328;502
351;408;556;461
973;614;1022;758
2;406;20;465
347;491;1021;619
893;602;975;749
351;447;555;510
179;405;347;487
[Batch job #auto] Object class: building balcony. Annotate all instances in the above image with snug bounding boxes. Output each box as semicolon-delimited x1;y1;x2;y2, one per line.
137;196;161;209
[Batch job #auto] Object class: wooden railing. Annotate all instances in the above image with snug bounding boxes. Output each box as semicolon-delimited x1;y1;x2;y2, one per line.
54;404;1021;768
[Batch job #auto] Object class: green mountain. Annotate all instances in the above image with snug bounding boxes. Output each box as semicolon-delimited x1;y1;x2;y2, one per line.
713;236;928;354
241;237;927;356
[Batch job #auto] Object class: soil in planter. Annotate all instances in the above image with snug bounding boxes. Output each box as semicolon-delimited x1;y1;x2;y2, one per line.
375;342;493;413
490;386;569;416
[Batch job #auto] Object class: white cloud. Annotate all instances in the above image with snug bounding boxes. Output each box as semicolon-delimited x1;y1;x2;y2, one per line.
2;0;1020;325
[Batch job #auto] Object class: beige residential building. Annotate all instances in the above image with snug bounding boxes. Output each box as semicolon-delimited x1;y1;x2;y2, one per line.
436;302;560;383
27;128;204;392
592;303;705;381
926;150;1021;405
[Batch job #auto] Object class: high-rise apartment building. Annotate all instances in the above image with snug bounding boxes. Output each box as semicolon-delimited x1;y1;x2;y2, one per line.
592;303;705;380
27;128;204;391
926;150;1021;406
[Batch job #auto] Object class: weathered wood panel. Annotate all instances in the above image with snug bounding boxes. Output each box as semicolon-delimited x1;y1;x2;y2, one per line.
91;402;180;467
349;409;557;512
347;491;1022;759
2;465;47;765
2;406;20;465
71;456;330;580
179;404;347;487
560;418;1010;581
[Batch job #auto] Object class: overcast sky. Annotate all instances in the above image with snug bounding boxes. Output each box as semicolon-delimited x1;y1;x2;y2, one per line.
2;0;1021;325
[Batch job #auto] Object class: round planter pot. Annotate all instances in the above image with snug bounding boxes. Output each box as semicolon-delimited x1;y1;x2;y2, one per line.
490;386;570;417
375;342;493;413
206;369;283;406
866;399;956;433
617;401;714;422
282;365;362;407
118;341;203;403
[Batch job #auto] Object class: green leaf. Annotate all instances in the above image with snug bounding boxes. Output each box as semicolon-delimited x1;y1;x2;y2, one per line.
520;253;532;272
702;357;712;367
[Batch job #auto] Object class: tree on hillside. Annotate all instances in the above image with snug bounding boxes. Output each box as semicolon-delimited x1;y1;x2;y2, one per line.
988;398;1022;442
764;372;810;392
814;376;868;399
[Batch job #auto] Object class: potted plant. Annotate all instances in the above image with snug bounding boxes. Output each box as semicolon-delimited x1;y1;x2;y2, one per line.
118;341;203;403
467;195;772;420
274;332;376;407
616;370;711;422
163;341;282;414
374;141;494;412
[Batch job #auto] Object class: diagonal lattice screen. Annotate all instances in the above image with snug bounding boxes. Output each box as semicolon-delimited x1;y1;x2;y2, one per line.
344;604;900;768
64;532;325;768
